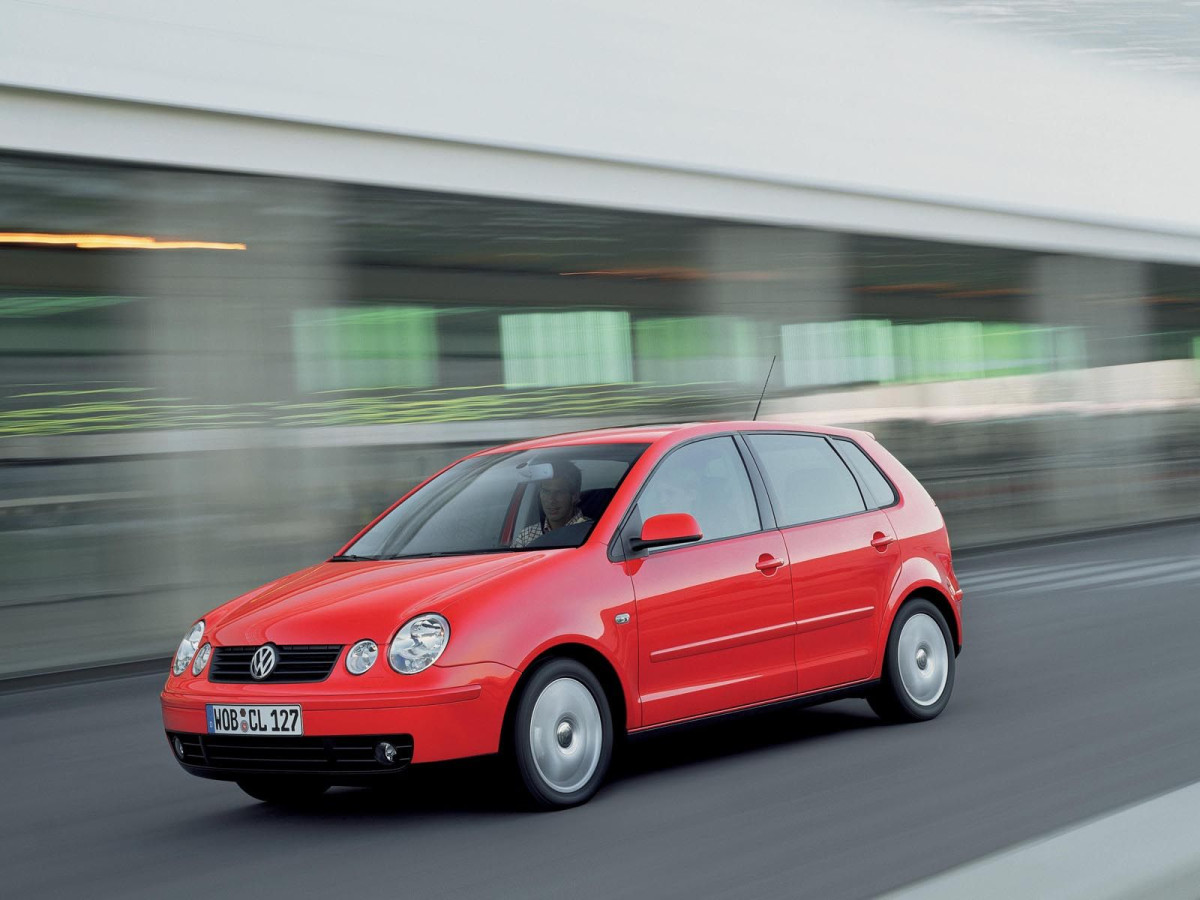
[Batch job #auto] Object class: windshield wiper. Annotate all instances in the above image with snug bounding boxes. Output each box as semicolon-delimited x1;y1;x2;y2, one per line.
384;549;513;560
328;554;381;562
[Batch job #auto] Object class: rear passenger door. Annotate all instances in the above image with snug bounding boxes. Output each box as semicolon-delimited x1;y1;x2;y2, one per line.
744;433;900;695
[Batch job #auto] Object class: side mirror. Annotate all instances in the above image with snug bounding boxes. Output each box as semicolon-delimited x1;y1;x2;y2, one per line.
630;513;703;552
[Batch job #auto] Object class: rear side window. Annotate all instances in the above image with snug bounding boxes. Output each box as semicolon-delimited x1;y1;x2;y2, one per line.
831;439;897;509
746;433;866;527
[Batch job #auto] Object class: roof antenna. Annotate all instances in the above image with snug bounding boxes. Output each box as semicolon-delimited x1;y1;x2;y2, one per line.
752;355;777;422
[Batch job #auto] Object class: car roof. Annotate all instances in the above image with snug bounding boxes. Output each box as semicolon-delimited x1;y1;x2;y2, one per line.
478;420;875;455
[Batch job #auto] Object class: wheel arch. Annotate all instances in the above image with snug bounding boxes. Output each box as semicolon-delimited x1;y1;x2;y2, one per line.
878;565;962;679
501;642;631;753
901;587;960;655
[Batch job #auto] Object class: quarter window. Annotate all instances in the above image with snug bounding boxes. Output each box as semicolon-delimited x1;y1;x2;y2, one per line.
831;439;897;508
638;437;760;542
746;433;866;527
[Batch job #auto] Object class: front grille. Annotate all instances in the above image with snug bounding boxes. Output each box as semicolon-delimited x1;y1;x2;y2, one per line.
209;645;342;683
167;732;414;774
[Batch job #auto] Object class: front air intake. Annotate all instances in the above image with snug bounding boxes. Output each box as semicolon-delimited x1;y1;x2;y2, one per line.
167;732;415;774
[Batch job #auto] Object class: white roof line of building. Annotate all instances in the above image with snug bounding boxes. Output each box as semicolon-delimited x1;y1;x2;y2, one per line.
4;84;1200;265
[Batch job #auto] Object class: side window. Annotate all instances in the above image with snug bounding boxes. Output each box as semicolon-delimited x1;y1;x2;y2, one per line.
639;437;760;542
746;433;866;527
832;439;897;508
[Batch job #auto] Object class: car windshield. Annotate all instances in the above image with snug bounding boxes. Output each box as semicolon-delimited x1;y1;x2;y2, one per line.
338;443;648;559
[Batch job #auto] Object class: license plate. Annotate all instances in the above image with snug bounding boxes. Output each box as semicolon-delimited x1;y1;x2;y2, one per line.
206;704;302;736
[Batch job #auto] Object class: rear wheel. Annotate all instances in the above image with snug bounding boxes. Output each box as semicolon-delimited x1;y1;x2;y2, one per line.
511;658;613;809
869;598;955;723
236;777;330;805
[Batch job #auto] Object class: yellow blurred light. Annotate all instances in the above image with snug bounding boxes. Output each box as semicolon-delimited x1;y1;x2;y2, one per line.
0;232;246;251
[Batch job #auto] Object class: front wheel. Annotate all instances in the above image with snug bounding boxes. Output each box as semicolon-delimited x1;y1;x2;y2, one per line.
511;659;613;809
236;777;330;805
869;598;955;723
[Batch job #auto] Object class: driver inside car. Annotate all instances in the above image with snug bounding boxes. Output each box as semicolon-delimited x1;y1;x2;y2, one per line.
511;461;591;548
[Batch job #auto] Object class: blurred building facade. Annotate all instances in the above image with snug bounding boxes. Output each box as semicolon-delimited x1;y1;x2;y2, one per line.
1;0;1199;676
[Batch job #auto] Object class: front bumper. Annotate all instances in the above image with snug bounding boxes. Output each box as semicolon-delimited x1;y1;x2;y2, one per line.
160;661;515;778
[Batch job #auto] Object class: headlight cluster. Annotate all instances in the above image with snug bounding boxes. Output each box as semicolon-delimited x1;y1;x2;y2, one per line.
172;621;205;676
170;613;451;678
191;642;212;676
388;613;450;674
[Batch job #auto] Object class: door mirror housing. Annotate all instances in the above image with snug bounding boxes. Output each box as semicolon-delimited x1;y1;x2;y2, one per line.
631;513;703;552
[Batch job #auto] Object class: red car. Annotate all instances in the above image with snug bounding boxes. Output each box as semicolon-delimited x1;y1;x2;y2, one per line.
162;422;963;808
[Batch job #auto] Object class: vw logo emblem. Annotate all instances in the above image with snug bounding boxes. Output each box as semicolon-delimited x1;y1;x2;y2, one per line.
250;644;278;680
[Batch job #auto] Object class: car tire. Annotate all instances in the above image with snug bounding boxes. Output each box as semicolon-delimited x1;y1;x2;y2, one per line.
511;658;613;810
236;777;330;805
868;598;955;723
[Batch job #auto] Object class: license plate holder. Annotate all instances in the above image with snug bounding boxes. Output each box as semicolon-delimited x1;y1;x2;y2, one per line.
206;704;303;736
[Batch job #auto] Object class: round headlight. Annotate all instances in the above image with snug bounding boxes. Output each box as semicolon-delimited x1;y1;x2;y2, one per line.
388;614;449;674
191;643;212;676
172;621;205;676
346;639;378;675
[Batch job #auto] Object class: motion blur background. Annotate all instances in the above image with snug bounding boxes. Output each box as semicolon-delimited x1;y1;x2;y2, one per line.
1;0;1198;678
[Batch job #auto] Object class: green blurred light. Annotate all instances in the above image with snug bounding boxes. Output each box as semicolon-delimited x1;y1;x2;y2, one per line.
0;295;139;318
10;387;152;399
780;319;1087;388
0;381;734;437
635;316;759;385
501;310;633;388
293;305;439;391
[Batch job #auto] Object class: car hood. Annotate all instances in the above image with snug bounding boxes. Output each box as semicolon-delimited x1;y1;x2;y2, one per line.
209;553;545;646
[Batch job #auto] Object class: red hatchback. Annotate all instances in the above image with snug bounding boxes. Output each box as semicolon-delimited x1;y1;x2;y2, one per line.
162;422;963;808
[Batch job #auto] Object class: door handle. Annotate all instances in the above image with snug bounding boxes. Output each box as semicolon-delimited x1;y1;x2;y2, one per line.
755;555;785;574
870;532;895;552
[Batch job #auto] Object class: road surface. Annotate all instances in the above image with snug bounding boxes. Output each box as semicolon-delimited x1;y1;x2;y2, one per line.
3;522;1199;899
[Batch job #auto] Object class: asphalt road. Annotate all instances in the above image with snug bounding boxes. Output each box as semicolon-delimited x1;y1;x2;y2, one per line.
3;522;1200;900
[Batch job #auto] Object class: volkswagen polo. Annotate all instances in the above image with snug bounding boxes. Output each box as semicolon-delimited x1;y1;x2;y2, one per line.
162;422;963;808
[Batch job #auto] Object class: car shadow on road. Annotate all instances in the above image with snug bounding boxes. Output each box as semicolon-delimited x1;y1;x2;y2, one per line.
199;699;881;822
616;699;878;782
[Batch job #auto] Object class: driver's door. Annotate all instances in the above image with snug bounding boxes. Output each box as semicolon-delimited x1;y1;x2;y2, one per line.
625;437;796;726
